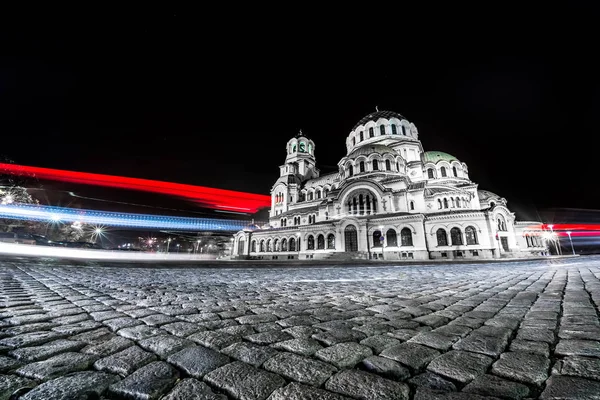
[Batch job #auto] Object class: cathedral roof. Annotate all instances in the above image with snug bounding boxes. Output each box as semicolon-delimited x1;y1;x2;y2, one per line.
352;110;405;130
347;144;398;159
303;172;339;188
422;151;458;163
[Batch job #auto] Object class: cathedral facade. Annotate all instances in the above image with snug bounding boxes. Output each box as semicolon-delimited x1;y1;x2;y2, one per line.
233;110;546;261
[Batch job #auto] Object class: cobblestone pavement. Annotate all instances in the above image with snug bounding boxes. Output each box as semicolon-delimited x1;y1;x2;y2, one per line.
1;257;600;399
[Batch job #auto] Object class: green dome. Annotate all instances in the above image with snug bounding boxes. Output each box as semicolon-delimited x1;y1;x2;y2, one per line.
423;151;458;163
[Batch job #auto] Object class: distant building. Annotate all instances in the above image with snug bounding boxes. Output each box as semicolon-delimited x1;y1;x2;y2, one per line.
234;110;546;260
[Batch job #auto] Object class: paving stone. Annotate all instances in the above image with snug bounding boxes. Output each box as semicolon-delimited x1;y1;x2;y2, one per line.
263;352;337;386
272;338;323;356
386;320;422;329
245;330;293;345
252;322;282;333
555;339;600;358
160;321;203;337
177;312;220;323
237;314;279;325
276;316;319;327
515;327;555;344
220;342;275;367
387;329;421;341
553;356;600;381
360;335;401;354
0;322;58;336
138;335;194;358
6;313;53;325
124;308;157;318
82;335;133;357
104;317;143;331
108;361;179;400
312;329;367;345
118;324;164;340
325;369;409;400
353;323;396;336
69;327;115;344
408;372;457;392
433;325;473;338
491;351;550;386
167;345;230;378
462;374;529;399
204;361;286;400
452;332;508;357
9;339;85;362
0;331;64;348
90;310;126;321
540;375;600;399
198;319;238;330
162;378;227;400
152;305;197;316
267;382;351;400
20;371;119;400
380;343;441;370
16;352;97;381
94;345;158;376
508;339;550;356
0;374;35;399
315;342;373;369
559;326;600;340
409;332;460;351
449;317;486;329
427;350;494;384
413;315;450;328
216;324;255;337
413;388;498;399
360;355;411;381
188;331;241;350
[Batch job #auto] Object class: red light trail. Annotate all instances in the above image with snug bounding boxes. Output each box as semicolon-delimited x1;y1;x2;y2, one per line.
0;163;271;214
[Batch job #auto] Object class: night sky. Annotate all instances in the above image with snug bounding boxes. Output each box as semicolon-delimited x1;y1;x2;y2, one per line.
2;8;600;222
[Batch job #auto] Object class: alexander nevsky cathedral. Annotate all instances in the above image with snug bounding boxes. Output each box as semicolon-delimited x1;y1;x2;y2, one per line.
233;110;547;260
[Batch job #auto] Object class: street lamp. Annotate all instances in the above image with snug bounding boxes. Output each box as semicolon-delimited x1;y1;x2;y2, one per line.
166;238;172;253
566;231;575;256
297;233;301;259
195;240;201;254
176;244;180;253
379;225;385;260
547;224;562;255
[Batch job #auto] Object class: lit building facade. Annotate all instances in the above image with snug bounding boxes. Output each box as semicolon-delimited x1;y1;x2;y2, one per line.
233;110;546;260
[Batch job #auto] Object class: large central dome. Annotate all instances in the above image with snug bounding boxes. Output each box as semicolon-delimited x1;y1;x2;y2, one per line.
352;110;406;130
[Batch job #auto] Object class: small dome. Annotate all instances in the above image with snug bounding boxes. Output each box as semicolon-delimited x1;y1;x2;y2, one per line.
423;151;458;163
348;144;398;158
352;110;405;130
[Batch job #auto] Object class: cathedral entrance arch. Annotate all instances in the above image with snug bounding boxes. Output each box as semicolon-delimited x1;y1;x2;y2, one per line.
344;225;358;252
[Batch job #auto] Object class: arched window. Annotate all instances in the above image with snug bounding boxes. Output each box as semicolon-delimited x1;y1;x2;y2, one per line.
307;235;315;250
443;198;449;208
453;166;458;177
308;192;313;201
369;127;374;137
455;198;461;208
451;228;463;245
260;240;265;252
465;226;478;245
327;234;335;249
441;167;447;177
385;160;391;170
410;201;415;211
360;131;364;141
299;142;306;152
497;216;507;231
348;165;354;177
317;234;325;250
360;161;365;173
396;162;399;171
237;239;245;255
308;144;312;154
373;230;382;247
373;160;379;171
391;124;397;135
386;229;398;247
451;198;455;208
380;125;386;135
273;239;279;252
316;190;321;199
428;169;434;179
251;241;256;252
438;199;442;209
401;125;407;135
352;137;356;146
436;229;448;246
266;239;272;252
401;228;413;246
292;144;296;152
281;238;288;252
289;237;296;251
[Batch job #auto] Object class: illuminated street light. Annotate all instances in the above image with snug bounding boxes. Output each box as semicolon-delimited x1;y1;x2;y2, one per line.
566;231;575;256
167;238;172;253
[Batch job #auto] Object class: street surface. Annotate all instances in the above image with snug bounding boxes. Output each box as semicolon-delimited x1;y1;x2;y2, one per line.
1;256;599;399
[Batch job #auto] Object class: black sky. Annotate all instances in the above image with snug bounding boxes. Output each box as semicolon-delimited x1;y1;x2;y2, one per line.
2;7;600;221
